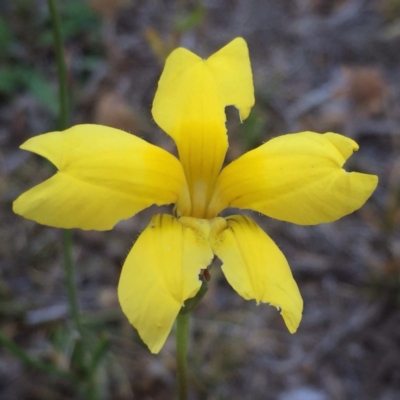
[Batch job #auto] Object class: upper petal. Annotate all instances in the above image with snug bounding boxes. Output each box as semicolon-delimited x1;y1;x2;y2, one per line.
209;215;303;333
152;37;254;217
208;132;378;224
118;214;213;353
13;124;190;230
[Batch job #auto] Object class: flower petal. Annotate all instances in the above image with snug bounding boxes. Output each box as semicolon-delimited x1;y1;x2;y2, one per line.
118;214;213;353
208;132;378;224
13;124;190;230
152;37;254;217
209;215;303;333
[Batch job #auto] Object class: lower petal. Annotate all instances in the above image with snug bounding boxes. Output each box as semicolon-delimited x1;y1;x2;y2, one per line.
209;215;303;333
118;214;213;353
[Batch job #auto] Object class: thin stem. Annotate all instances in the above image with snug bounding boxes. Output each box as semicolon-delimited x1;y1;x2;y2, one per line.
63;229;83;335
176;313;190;400
46;4;100;398
46;0;68;130
46;0;82;337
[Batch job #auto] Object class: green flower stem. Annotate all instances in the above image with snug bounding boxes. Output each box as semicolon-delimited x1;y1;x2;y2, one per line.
63;229;83;336
46;0;82;338
175;279;208;399
46;2;100;397
176;312;190;400
46;0;68;130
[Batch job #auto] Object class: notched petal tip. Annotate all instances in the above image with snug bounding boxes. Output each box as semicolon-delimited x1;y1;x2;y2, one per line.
259;287;303;334
324;131;358;152
206;36;255;122
261;302;302;333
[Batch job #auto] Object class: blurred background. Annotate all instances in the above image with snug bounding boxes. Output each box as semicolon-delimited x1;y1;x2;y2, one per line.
1;0;400;399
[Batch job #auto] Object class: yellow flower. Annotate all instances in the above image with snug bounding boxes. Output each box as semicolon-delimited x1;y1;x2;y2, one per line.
13;38;378;353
